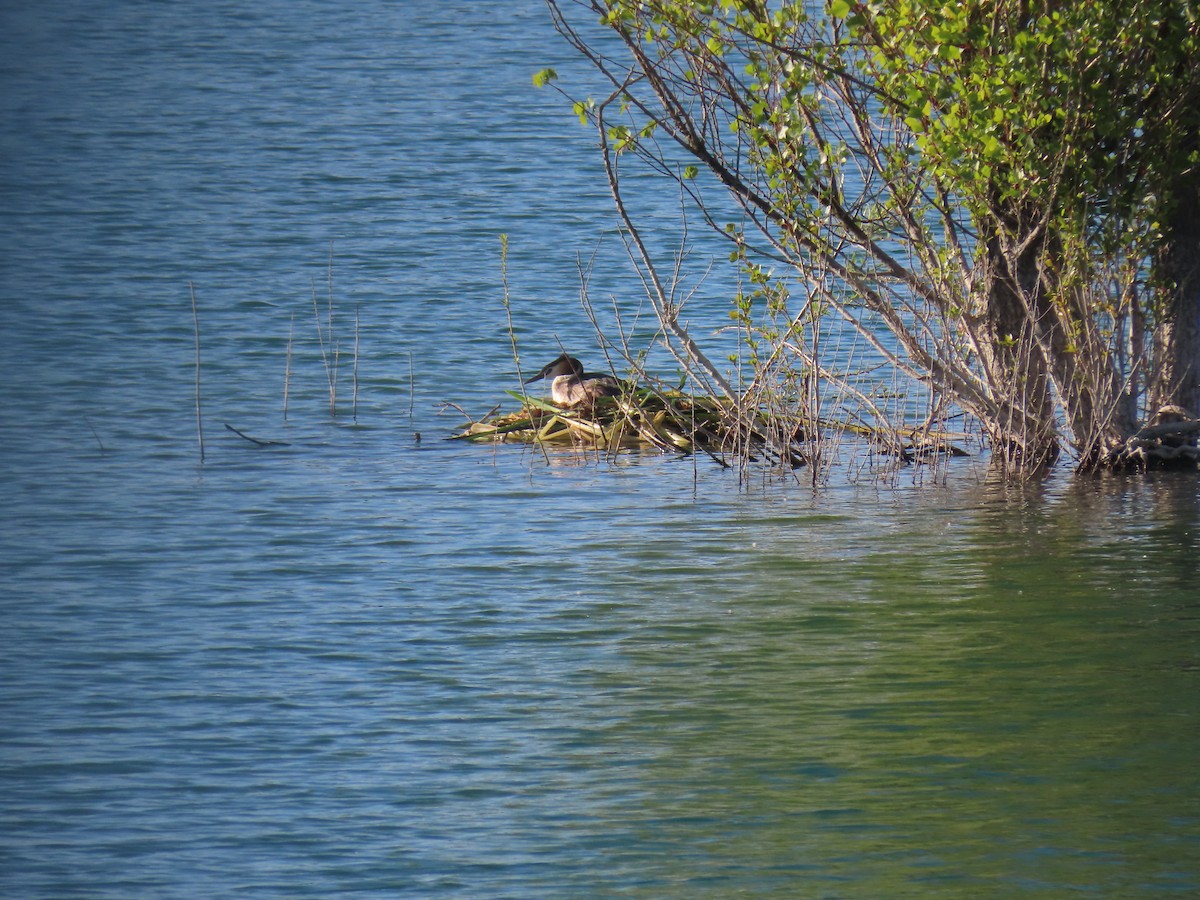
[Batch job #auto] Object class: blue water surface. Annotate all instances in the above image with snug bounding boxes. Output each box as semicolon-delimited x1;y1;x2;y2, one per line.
2;2;1199;897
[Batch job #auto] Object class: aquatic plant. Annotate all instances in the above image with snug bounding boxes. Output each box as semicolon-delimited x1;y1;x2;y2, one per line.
540;0;1200;474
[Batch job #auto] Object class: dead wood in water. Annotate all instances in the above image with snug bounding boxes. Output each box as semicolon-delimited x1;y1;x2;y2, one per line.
1101;413;1200;470
224;423;291;448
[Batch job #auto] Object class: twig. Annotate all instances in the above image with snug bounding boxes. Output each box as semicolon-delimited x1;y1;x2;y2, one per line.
436;400;480;423
597;97;735;403
283;311;294;421
224;423;291;447
190;282;205;463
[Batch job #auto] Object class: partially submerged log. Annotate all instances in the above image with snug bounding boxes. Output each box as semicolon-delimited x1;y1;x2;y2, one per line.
1101;415;1200;470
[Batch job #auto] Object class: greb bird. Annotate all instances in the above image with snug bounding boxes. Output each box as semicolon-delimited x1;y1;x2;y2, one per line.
524;354;621;407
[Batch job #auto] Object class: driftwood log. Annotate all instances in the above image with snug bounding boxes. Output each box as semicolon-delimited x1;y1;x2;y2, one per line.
1103;409;1200;469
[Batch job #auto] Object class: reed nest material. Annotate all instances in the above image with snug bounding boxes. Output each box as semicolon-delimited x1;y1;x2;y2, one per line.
452;389;971;467
453;389;755;457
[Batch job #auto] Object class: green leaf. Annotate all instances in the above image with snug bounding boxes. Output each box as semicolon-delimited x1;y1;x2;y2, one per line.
829;0;850;18
532;68;558;88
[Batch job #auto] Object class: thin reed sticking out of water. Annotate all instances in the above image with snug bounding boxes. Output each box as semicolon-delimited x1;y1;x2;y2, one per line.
352;304;360;421
189;282;205;463
327;247;340;410
499;234;526;386
312;280;335;415
499;233;550;466
283;312;294;422
84;416;106;453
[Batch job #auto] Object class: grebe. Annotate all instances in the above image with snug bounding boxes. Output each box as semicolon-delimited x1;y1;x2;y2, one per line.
524;354;621;407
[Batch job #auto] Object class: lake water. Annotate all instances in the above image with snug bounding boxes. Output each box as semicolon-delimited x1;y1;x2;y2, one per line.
2;2;1199;897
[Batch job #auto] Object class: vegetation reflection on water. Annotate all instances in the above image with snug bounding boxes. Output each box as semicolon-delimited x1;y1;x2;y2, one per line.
522;472;1200;895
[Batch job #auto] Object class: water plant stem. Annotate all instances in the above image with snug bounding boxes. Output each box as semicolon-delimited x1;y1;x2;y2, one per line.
408;350;415;418
500;234;525;386
84;416;106;453
283;312;294;421
312;279;335;415
190;282;205;463
353;304;360;422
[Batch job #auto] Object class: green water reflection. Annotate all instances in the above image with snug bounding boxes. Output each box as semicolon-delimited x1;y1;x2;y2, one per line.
561;474;1200;896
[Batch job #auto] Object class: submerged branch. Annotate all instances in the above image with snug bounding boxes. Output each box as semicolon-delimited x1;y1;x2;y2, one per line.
224;423;290;448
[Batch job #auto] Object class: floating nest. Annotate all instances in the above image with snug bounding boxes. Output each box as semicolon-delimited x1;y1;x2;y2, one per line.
452;388;971;467
452;388;785;463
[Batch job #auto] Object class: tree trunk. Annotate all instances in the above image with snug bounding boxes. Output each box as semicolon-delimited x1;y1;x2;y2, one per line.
982;200;1141;470
979;221;1060;468
1151;168;1200;426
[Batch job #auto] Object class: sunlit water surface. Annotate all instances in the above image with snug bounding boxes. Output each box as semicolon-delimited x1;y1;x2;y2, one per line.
2;2;1198;897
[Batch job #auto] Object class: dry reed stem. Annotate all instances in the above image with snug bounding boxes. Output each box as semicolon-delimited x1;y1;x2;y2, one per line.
85;416;106;453
352;304;360;422
283;312;294;421
190;282;205;463
311;280;335;415
408;350;415;418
